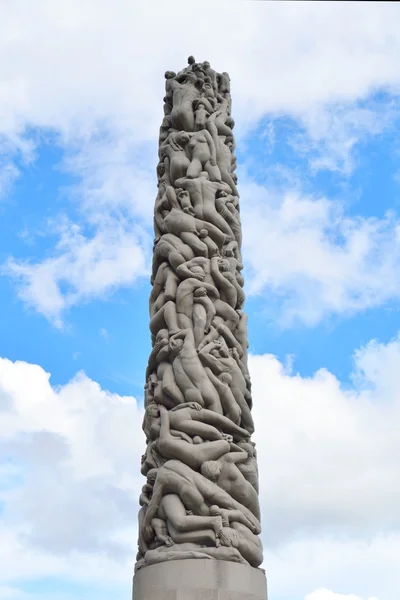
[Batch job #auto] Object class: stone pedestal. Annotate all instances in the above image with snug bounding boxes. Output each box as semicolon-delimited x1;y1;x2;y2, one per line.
132;559;267;600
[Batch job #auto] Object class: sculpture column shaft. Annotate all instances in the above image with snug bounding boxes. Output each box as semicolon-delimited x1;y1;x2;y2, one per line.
133;56;267;599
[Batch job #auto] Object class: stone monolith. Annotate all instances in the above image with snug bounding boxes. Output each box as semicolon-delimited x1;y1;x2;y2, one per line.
132;56;267;600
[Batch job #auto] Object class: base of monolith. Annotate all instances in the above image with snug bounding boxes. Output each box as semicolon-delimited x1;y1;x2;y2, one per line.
132;559;267;599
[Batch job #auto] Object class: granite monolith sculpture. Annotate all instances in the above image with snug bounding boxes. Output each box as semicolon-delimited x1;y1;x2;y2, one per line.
132;57;267;600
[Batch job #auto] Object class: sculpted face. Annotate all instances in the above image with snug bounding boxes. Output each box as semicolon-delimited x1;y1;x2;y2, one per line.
178;132;190;145
170;338;183;352
218;259;230;271
147;404;160;419
219;346;229;358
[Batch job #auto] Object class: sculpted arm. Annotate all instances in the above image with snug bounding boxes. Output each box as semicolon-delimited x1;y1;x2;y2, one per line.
204;129;217;165
198;342;224;375
150;263;167;305
176;257;209;280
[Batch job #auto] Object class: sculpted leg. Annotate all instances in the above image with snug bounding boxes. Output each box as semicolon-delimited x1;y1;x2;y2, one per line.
161;494;222;538
231;386;255;434
180;231;208;256
158;406;230;467
214;299;239;330
150;300;179;336
161;363;186;406
193;303;207;348
202;207;235;241
172;357;205;406
187;157;202;179
151;517;174;547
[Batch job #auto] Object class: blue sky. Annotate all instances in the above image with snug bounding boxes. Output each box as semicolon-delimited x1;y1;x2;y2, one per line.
1;2;400;600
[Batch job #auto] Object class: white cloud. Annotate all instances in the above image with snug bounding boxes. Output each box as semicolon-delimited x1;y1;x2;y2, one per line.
305;590;378;600
290;100;400;174
2;331;400;598
1;1;400;321
241;179;400;326
0;1;400;137
3;217;150;326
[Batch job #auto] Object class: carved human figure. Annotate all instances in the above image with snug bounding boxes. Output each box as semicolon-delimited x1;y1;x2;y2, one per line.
142;461;261;540
163;71;177;115
210;256;238;309
175;175;235;241
174;276;218;330
201;450;260;520
158;188;226;249
175;259;241;333
150;262;179;316
192;287;216;347
216;190;242;247
207;121;237;194
204;369;241;425
159;114;172;144
169;72;201;132
146;330;185;409
207;95;234;141
209;506;263;567
218;71;231;97
159;132;190;184
186;130;221;182
168;329;223;413
235;441;259;493
202;61;219;95
199;340;254;434
153;492;223;546
155;405;232;470
138;543;247;569
194;100;210;131
153;402;249;445
175;261;240;332
152;233;194;282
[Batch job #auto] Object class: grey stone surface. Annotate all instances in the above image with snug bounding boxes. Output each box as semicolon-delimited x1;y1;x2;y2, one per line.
134;56;265;580
133;559;267;599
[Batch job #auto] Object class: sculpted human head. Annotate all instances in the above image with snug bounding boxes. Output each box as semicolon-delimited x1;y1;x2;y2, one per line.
146;403;160;419
218;258;230;271
201;460;222;482
147;469;158;484
203;82;213;96
185;72;198;85
156;329;168;344
219;345;229;358
165;71;176;80
177;131;190;146
209;505;222;516
194;286;207;297
170;337;183;353
219;372;232;386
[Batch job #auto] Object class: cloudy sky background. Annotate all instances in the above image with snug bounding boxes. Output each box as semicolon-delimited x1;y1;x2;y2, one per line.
1;1;400;599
